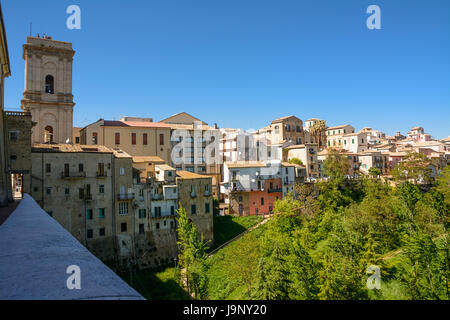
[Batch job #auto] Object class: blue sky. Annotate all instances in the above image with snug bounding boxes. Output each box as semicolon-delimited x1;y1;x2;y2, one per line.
2;0;450;138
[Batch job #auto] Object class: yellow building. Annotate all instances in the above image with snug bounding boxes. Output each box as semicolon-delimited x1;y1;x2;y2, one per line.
80;117;172;163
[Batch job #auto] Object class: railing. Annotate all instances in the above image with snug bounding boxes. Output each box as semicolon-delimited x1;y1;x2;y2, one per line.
4;110;31;116
60;172;86;179
96;171;107;177
117;193;134;201
268;188;282;193
204;190;211;197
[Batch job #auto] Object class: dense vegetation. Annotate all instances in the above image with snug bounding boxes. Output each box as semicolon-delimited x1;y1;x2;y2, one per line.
178;151;449;300
209;215;263;251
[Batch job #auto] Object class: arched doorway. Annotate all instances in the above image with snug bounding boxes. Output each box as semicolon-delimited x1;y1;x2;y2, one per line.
44;126;53;143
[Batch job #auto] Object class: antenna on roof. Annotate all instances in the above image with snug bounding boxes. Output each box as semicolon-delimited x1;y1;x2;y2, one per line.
29;22;32;36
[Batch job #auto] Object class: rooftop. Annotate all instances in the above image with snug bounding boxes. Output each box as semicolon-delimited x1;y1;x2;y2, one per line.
176;170;212;179
132;156;165;163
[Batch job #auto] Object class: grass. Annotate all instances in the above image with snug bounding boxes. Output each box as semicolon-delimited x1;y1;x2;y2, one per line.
209;215;263;251
206;224;267;300
120;266;190;300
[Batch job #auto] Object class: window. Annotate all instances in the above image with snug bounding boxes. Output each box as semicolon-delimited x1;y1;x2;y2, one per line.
143;133;148;145
297;126;301;132
139;209;146;219
238;196;243;202
132;133;136;145
65;188;70;195
9;131;18;141
139;224;145;234
79;164;84;172
154;207;161;217
261;197;264;206
86;209;93;220
87;229;93;239
99;228;105;236
79;188;84;199
160;133;164;145
45;163;51;173
99;184;105;194
75;137;80;144
274;126;279;134
99;208;105;219
156;223;160;230
119;202;129;215
92;132;98;144
46;211;53;217
191;204;197;215
170;206;175;215
46;187;52;195
205;203;210;213
121;223;127;232
45;75;54;94
120;167;125;175
115;132;120;144
98;163;105;176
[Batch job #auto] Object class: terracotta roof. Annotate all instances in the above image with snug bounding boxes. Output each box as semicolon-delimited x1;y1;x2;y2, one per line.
160;112;208;125
271;115;301;124
32;144;113;153
176;171;211;179
102;120;170;128
132;156;165;163
327;124;354;130
155;164;175;171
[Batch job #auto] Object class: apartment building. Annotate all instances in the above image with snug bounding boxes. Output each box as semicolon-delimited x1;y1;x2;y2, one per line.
0;6;11;206
255;116;305;148
176;170;214;245
284;143;320;180
30;144;133;263
161;112;221;197
407;126;432;142
359;151;389;175
80;117;172;163
326;124;355;148
5;111;32;196
359;127;386;146
221;161;296;216
341;132;368;153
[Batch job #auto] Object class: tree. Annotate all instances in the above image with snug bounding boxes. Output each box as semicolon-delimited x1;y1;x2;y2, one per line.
309;120;327;148
322;149;350;182
176;205;209;299
368;167;381;178
400;232;448;300
392;151;432;184
288;157;303;166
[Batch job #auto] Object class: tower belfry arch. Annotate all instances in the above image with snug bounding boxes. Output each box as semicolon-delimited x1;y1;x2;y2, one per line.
20;35;75;144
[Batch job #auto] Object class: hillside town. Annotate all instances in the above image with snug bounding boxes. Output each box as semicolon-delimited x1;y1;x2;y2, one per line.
1;34;449;272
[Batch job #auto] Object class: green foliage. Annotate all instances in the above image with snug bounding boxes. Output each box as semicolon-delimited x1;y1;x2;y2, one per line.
176;205;209;299
392;151;432;184
322;149;351;183
288;157;303;166
368;167;381;177
203;165;449;300
210;215;263;251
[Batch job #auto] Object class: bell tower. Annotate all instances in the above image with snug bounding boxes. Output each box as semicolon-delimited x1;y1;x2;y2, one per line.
21;35;75;144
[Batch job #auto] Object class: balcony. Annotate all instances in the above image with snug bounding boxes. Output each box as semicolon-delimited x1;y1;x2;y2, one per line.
60;171;86;179
96;171;107;178
0;194;143;300
268;188;282;193
204;190;211;197
117;193;134;201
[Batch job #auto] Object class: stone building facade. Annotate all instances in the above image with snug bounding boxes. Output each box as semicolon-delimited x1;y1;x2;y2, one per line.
21;36;75;144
